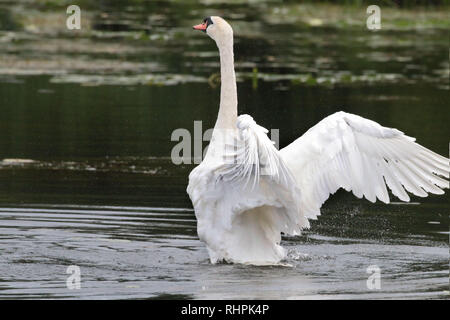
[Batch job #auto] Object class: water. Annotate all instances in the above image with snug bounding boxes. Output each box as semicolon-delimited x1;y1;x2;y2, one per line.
0;199;447;299
0;1;449;299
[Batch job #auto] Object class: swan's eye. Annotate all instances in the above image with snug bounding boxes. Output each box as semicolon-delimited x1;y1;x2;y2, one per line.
203;17;213;28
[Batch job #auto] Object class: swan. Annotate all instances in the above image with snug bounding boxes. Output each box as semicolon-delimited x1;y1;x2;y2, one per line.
188;16;449;265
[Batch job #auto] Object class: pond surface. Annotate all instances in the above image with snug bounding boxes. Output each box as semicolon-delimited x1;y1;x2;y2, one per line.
0;1;448;299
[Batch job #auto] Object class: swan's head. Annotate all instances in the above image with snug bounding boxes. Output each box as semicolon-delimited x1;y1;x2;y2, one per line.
193;16;233;46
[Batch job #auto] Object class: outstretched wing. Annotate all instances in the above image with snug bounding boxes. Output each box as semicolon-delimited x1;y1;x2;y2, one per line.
280;111;449;220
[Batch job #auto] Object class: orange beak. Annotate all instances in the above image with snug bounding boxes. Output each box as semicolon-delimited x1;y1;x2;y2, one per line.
193;22;207;32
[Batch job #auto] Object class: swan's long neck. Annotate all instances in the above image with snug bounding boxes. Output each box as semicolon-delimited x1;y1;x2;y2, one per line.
215;38;237;130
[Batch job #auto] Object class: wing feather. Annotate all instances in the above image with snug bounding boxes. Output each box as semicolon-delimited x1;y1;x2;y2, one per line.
217;114;296;191
280;111;449;219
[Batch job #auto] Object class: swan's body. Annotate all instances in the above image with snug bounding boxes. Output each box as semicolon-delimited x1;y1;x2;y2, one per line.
188;17;449;265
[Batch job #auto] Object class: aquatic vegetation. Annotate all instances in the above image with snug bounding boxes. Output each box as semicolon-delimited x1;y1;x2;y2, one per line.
0;8;23;31
263;3;450;30
0;159;36;166
0;157;170;175
0;1;447;89
237;70;412;88
49;74;207;86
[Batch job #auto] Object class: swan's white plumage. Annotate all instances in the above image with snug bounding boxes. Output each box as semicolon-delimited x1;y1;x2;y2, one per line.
188;16;449;265
219;115;296;191
280;111;449;220
188;115;306;265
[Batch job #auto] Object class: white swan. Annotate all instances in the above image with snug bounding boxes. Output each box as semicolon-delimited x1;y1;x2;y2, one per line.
188;16;449;265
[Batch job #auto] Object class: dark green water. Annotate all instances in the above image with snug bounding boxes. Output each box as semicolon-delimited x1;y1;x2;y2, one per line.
0;1;448;299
